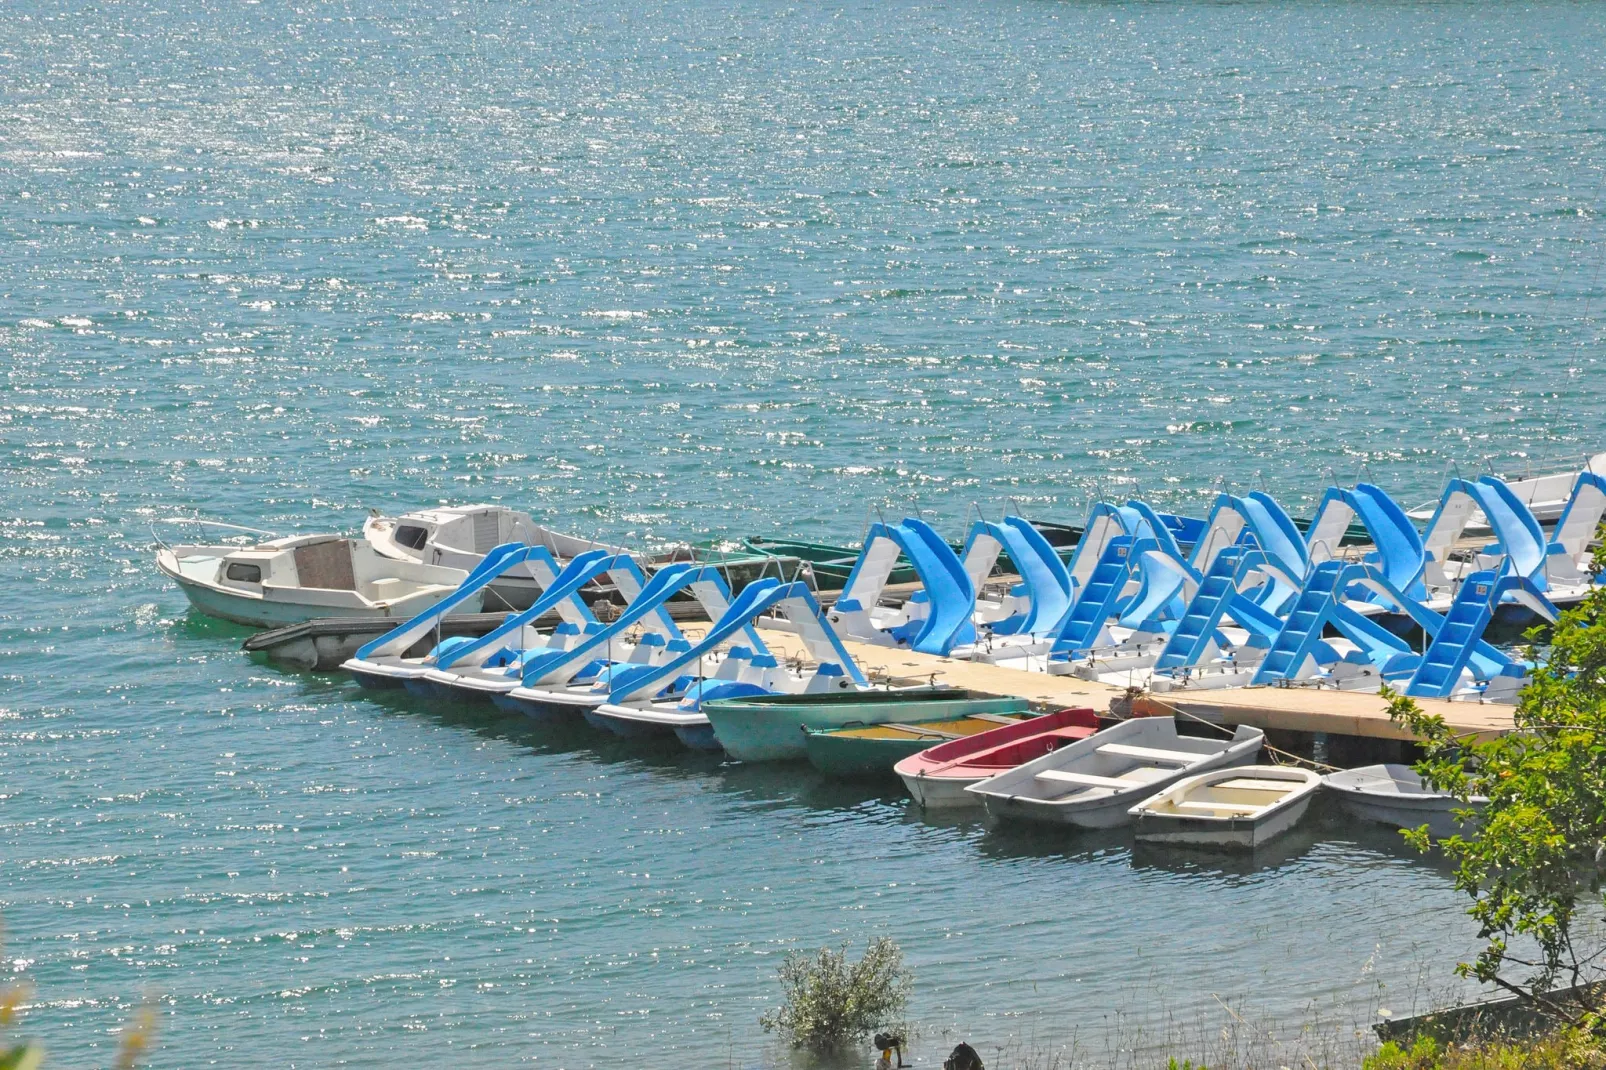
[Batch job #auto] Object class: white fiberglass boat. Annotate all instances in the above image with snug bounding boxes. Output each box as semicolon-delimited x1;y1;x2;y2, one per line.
1322;763;1485;839
365;504;812;607
1129;765;1323;849
364;505;630;610
967;718;1264;829
155;521;472;628
1406;452;1606;529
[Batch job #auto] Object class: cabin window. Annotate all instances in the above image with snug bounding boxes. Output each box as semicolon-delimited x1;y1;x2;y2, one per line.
225;562;263;584
394;525;430;551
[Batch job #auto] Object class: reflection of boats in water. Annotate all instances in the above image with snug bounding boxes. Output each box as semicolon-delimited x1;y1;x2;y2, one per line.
969;821;1132;867
1127;831;1318;880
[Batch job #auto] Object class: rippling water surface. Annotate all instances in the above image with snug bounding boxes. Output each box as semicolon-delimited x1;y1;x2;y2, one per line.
3;0;1604;1064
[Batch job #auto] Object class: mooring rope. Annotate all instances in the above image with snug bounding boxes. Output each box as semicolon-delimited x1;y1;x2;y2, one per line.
1119;689;1342;774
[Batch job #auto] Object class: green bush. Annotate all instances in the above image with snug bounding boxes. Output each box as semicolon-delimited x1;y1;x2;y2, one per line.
759;936;912;1055
1364;1027;1606;1069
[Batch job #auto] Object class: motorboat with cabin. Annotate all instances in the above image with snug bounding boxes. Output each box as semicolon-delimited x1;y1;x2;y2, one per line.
155;520;472;628
364;505;630;610
365;503;812;605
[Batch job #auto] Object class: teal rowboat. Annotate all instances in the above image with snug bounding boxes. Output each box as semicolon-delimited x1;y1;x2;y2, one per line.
703;687;1032;763
803;710;1032;779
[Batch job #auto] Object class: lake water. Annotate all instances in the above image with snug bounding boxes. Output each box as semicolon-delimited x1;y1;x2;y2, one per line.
2;0;1603;1064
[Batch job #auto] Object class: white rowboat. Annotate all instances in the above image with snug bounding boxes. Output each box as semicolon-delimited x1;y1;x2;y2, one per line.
1322;763;1485;839
1130;765;1323;849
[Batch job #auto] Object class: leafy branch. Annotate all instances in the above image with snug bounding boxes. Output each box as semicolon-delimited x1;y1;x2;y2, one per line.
1387;527;1606;1027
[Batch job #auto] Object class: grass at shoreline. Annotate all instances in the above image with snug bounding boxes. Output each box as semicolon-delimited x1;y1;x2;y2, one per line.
1363;1028;1606;1070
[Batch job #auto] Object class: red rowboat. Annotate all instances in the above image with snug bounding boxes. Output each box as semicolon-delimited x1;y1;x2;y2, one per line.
895;707;1100;808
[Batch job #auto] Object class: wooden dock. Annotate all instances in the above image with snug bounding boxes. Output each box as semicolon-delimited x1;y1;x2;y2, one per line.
752;628;1514;743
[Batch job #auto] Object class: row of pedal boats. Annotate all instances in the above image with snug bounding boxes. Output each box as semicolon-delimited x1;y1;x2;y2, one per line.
165;452;1606;705
308;455;1606;768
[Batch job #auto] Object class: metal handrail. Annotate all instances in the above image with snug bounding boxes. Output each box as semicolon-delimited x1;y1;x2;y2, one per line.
150;516;280;552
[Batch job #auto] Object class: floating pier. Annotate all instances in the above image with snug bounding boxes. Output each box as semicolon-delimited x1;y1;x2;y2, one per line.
749;627;1513;744
247;607;1514;744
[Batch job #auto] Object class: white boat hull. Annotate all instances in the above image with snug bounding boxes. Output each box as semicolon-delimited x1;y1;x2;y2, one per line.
1323;764;1483;839
156;536;475;629
1131;765;1324;849
1133;792;1315;849
979;787;1162;829
419;666;521;698
168;571;465;628
899;772;987;809
1339;795;1472;839
341;656;434;688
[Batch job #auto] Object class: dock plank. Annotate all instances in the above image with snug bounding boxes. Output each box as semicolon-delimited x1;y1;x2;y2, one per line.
739;625;1512;742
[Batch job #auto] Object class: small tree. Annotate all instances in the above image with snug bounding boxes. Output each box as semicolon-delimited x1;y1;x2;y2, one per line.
1387;530;1606;1025
760;936;912;1055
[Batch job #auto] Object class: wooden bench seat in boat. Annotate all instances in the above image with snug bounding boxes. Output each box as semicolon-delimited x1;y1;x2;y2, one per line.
1171;800;1263;815
1094;743;1202;765
1210;777;1291;793
882;723;965;739
1034;769;1142;790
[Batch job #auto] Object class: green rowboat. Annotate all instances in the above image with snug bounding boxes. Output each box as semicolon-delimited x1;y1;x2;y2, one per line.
704;687;1032;763
803;711;1033;779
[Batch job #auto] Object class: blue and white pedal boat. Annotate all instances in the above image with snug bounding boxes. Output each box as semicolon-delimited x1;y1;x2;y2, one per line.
411;551;649;703
584;579;870;750
340;543;573;689
495;563;737;722
342;547;643;699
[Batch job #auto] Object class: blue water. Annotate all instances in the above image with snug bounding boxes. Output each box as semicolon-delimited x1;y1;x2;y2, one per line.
3;0;1604;1063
